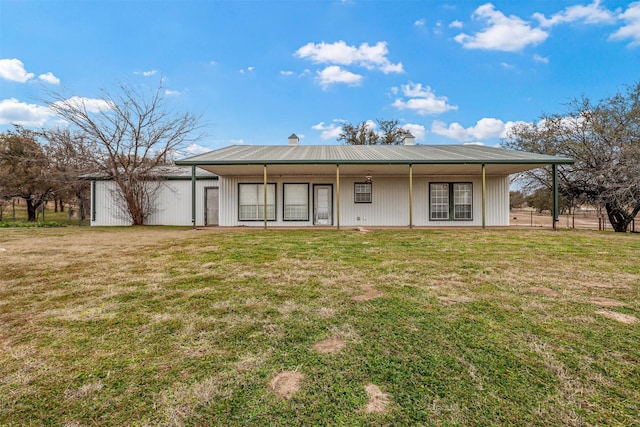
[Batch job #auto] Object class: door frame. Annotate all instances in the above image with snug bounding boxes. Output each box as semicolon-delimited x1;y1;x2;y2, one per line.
204;186;219;226
312;184;334;226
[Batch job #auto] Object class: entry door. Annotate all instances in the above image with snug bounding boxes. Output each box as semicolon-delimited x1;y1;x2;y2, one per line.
205;187;219;226
314;185;333;225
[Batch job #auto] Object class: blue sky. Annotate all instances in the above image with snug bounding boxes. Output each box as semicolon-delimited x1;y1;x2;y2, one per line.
1;0;640;153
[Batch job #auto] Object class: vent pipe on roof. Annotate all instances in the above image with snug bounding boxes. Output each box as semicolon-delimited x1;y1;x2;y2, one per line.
403;134;415;146
288;133;299;146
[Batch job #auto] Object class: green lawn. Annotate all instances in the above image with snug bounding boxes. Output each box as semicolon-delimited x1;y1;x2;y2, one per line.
0;227;638;426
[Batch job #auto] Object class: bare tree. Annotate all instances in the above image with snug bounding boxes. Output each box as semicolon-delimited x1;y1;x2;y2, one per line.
503;83;640;232
337;118;412;145
40;128;93;221
46;82;202;225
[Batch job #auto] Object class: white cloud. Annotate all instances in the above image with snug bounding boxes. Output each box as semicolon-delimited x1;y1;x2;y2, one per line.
449;20;464;29
229;138;245;144
0;58;35;82
184;143;210;155
38;72;60;85
133;70;158;77
414;18;426;27
239;66;255;74
54;96;113;113
434;20;444;36
401;123;426;141
295;40;403;74
280;70;294;76
164;89;181;96
455;3;548;52
317;66;362;89
609;2;640;47
533;53;549;63
534;0;617;27
312;120;343;140
431;117;513;142
392;82;457;115
0;98;53;126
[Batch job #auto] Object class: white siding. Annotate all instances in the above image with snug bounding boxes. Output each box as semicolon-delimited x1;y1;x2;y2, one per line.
218;174;511;227
90;179;218;226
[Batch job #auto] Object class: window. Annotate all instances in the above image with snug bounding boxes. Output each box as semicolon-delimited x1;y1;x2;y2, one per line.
453;183;472;220
430;182;472;221
430;183;449;219
238;183;276;221
283;183;309;221
354;183;372;203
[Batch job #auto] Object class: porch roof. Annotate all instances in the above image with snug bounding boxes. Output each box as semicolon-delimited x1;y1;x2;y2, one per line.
175;144;573;176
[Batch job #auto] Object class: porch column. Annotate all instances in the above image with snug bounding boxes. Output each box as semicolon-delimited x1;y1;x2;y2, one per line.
191;165;196;228
336;164;340;230
552;163;558;229
263;164;268;229
91;180;97;222
481;164;486;229
409;164;413;228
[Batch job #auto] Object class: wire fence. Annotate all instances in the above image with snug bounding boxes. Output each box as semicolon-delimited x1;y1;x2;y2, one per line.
510;208;637;232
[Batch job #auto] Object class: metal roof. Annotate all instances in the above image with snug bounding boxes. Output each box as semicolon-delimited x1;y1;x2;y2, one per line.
79;165;218;180
175;144;574;166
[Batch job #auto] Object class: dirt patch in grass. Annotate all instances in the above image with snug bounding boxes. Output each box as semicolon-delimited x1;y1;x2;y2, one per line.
363;383;390;414
589;297;625;307
595;310;638;324
312;336;346;354
527;286;560;297
269;371;303;400
352;285;383;301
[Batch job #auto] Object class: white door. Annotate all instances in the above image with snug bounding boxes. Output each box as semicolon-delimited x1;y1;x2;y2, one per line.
314;185;332;225
205;187;219;226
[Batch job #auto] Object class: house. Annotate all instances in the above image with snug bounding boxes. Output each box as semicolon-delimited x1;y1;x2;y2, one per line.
172;135;573;228
85;165;219;226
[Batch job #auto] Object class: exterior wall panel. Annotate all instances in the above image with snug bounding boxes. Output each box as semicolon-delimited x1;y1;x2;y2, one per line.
91;178;218;226
218;174;511;227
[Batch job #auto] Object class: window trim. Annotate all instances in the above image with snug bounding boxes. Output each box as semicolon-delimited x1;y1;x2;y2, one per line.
237;183;277;221
354;182;373;204
282;183;310;221
429;182;473;221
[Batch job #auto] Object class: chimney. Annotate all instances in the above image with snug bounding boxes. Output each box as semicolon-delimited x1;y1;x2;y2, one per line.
403;134;415;146
288;133;299;146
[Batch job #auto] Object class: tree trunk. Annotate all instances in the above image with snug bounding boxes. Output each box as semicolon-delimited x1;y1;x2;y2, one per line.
605;203;634;232
26;198;38;222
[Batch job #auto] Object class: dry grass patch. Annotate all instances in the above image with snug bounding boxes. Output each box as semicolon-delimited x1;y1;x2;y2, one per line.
363;383;391;414
527;286;561;297
352;285;383;301
312;336;346;354
595;310;638;324
269;370;303;400
589;297;625;307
